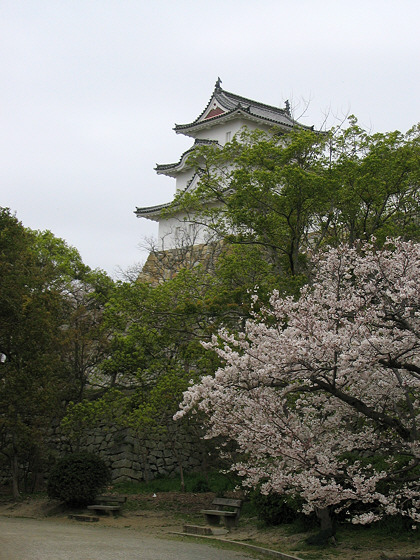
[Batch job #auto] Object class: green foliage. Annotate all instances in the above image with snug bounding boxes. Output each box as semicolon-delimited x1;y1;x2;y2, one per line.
128;370;192;436
329;119;420;245
101;268;221;386
0;207;114;496
168;120;420;283
184;470;241;494
251;491;307;526
0;209;72;495
170;126;333;279
65;266;226;436
61;389;130;442
47;452;110;507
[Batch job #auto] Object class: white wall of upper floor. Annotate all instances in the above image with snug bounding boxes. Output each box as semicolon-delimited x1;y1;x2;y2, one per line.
175;168;195;192
157;212;214;251
174;119;273;193
155;119;276;250
191;118;272;146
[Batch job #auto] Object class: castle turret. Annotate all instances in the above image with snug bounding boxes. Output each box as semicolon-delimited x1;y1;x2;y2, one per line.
135;79;307;251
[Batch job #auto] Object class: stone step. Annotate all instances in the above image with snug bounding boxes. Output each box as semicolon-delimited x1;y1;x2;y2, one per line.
68;514;99;522
183;524;228;536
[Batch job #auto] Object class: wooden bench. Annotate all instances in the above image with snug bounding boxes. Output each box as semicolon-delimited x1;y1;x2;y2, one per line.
87;495;126;517
201;497;242;529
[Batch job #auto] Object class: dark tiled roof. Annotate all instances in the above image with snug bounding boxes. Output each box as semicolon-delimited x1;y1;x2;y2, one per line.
134;202;171;219
135;171;202;219
155;138;220;174
174;80;309;132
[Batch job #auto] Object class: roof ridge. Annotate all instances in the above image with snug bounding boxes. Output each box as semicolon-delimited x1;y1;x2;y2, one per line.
220;88;287;115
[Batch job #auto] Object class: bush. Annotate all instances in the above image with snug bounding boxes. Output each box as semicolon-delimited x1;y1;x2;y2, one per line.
47;452;110;507
185;471;240;494
251;491;305;526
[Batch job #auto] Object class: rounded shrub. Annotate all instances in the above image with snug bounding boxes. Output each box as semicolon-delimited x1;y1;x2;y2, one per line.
47;452;110;507
251;491;304;526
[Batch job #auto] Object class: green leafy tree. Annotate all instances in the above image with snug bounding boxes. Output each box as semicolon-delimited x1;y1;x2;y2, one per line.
327;119;420;244
0;208;113;496
101;267;221;387
29;230;115;401
62;267;225;484
0;210;69;495
168;127;332;279
167;120;420;282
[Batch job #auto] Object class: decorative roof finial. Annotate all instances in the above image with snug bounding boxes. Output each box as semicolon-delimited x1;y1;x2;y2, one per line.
284;99;291;116
215;77;222;92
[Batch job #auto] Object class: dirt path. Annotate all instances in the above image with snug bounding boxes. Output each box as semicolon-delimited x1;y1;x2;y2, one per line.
0;516;255;560
0;494;189;536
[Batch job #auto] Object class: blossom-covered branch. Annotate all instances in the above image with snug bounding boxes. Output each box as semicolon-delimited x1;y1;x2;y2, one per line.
176;239;420;524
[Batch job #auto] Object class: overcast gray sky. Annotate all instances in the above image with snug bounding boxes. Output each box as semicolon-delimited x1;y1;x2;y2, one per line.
2;0;419;277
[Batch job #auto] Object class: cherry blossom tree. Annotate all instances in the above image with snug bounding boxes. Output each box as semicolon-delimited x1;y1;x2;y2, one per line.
176;239;420;527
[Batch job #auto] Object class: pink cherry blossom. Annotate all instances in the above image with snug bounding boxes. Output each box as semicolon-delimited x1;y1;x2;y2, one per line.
176;239;420;523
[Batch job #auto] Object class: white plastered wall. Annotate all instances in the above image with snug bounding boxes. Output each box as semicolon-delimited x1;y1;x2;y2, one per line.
158;120;273;250
157;213;210;251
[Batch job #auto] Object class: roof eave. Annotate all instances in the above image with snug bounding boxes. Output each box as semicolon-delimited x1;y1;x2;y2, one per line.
135;203;171;221
155;139;220;174
174;109;295;136
155;167;180;178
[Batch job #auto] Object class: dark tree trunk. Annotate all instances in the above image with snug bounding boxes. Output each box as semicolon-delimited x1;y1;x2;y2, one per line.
11;448;20;499
306;506;336;546
316;507;333;531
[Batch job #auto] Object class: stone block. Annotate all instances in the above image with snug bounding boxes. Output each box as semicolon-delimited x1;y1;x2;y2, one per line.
113;467;136;479
112;458;133;470
124;435;137;446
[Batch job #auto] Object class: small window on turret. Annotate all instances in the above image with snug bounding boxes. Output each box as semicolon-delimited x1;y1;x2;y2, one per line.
225;131;231;143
